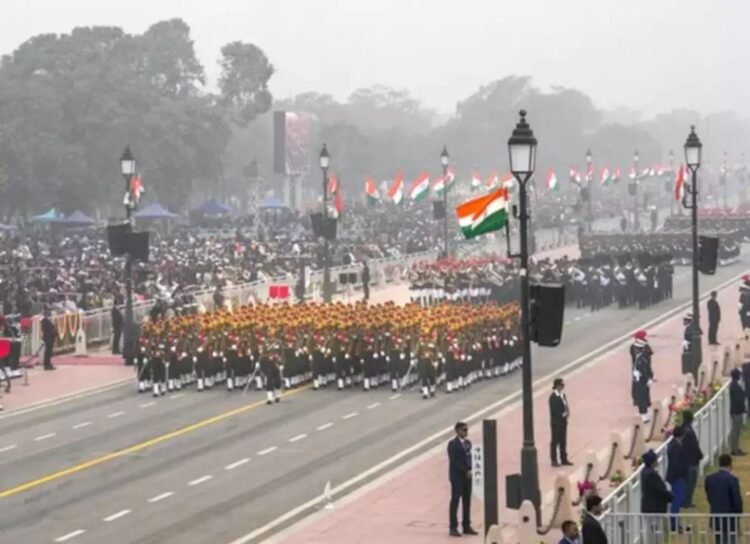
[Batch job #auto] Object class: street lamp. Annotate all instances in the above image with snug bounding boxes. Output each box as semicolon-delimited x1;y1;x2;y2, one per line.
721;151;728;209
667;150;675;215
320;144;333;303
684;126;703;379
507;110;541;517
440;145;450;259
631;149;640;231
585;149;593;233
120;145;136;365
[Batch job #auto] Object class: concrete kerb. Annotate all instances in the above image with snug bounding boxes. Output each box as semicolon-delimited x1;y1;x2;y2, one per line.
242;269;750;544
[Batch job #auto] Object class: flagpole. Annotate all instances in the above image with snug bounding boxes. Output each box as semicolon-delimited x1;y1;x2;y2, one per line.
120;146;136;366
440;146;450;259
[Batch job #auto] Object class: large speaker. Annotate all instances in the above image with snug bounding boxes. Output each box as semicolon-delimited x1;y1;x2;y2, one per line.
310;213;337;241
127;231;150;262
580;188;589;202
628;183;637;196
699;235;719;275
433;200;446;220
107;224;131;256
529;283;565;347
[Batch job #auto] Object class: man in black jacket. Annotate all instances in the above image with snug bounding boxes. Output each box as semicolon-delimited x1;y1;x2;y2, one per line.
447;421;478;537
40;309;56;371
549;377;572;467
582;495;608;544
111;302;123;355
707;291;721;345
361;261;370;301
641;449;673;514
729;368;746;456
679;411;704;508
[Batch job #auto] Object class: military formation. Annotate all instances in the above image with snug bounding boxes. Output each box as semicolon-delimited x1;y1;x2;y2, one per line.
135;301;522;403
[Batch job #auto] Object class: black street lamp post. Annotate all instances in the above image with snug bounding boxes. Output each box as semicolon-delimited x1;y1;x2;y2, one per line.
320;144;332;303
507;110;541;517
120;146;136;364
721;151;728;209
440;145;450;258
667;150;675;215
683;126;703;377
632;149;640;231
586;149;593;232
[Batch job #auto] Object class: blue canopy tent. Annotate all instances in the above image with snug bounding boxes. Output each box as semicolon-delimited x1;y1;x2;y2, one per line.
193;199;230;216
259;196;288;210
62;210;95;227
134;202;178;219
31;208;63;223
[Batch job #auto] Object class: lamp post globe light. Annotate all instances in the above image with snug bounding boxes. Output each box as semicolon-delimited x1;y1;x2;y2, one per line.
320;144;333;303
683;126;703;379
440;145;450;258
507;110;541;516
585;149;593;233
120;145;136;365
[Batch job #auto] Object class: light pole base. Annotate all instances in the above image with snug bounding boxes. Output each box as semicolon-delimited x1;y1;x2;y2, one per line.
520;443;541;525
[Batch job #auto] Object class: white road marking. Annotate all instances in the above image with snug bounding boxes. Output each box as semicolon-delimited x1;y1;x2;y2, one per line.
107;411;125;419
72;421;92;430
388;393;401;400
188;475;213;486
289;434;308;443
55;530;86;542
148;491;174;503
225;458;250;470
34;433;56;442
564;321;572;326
574;316;582;322
316;423;333;431
231;272;737;544
169;393;184;400
342;412;358;420
140;401;156;408
0;444;17;453
367;402;381;409
583;313;591;317
257;446;278;456
103;509;131;522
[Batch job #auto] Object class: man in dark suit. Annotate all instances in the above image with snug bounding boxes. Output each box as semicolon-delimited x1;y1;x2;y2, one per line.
680;410;704;508
708;291;721;345
40;309;56;371
641;449;673;513
581;495;608;544
549;377;572;467
705;454;743;542
729;368;746;456
361;261;370;301
111;302;123;355
447;421;478;537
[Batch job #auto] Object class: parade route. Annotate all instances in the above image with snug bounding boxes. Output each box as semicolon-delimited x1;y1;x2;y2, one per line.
0;258;746;543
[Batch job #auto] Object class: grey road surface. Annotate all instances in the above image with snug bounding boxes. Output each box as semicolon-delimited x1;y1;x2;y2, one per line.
0;259;746;544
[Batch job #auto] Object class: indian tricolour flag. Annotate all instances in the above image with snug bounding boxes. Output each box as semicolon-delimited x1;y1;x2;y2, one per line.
365;176;380;204
387;172;404;204
599;168;611;186
432;175;446;196
611;168;621;183
471;172;483;190
409;172;430;201
485;171;499;188
569;168;581;185
455;188;509;240
674;165;686;202
546;170;559;191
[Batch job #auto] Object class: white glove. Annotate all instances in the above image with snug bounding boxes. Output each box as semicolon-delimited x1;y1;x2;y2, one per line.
682;340;690;351
633;370;642;381
647;379;654;387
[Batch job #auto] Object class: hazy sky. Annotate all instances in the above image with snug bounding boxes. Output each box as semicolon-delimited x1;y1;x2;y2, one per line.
2;0;748;117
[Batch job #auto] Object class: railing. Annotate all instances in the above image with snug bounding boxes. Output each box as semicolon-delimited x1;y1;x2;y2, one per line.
598;381;732;544
599;513;750;544
26;250;438;356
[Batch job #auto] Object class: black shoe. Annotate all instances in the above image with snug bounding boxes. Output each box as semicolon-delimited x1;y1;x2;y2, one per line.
449;529;462;537
562;460;574;466
463;527;479;535
551;461;560;467
44;366;56;371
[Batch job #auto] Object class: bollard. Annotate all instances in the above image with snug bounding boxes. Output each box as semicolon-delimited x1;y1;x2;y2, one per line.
74;327;88;357
485;524;503;544
553;475;574;528
608;431;628;478
585;450;602;484
683;373;694;397
629;420;646;462
517;500;537;544
743;334;750;359
722;345;732;376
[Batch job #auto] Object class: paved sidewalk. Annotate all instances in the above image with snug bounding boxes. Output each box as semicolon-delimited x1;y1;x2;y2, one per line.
274;277;745;544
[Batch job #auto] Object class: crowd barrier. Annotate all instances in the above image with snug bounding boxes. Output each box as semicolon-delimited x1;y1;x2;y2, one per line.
25;250;438;357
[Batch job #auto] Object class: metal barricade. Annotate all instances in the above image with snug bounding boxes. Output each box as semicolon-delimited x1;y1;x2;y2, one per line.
597;513;750;544
599;382;732;542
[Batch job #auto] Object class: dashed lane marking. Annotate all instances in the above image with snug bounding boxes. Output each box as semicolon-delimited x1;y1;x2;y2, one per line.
0;445;17;453
148;491;174;503
316;423;333;431
257;446;278;456
342;412;358;420
34;433;56;442
107;411;125;419
388;394;401;400
103;509;131;522
574;316;582;322
367;402;381;409
54;529;86;542
225;458;250;470
289;434;308;443
72;422;92;430
139;402;156;408
188;475;213;486
169;393;184;400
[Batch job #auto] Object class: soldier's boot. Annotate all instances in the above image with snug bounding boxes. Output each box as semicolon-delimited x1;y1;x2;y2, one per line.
391;378;398;392
167;378;174;392
274;389;281;403
640;409;651;424
313;377;320;390
458;376;464;389
175;377;182;390
255;376;263;390
197;377;204;391
421;385;429;399
138;380;146;393
345;376;352;388
266;391;274;405
227;377;234;392
446;381;453;393
152;382;160;397
429;384;436;397
364;377;370;391
284;377;291;389
337;378;344;390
